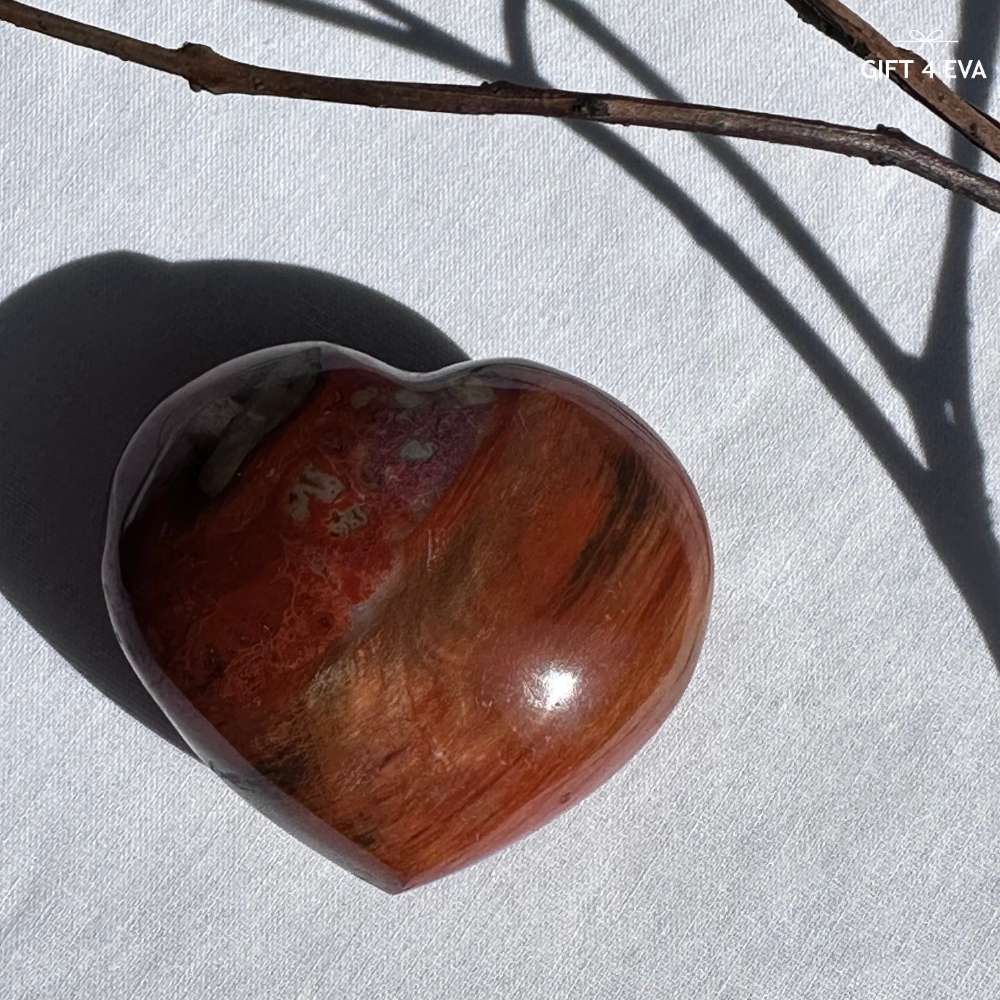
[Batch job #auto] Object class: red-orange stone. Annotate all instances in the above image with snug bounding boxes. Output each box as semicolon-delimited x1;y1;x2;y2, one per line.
117;354;712;892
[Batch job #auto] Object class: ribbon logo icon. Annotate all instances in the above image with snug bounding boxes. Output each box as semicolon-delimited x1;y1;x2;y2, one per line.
897;29;958;62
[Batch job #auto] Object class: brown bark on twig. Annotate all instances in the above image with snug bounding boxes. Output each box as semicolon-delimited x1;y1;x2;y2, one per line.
783;0;1000;164
3;0;1000;213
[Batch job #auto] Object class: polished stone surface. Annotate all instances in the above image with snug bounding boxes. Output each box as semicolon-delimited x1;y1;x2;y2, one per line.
105;344;712;892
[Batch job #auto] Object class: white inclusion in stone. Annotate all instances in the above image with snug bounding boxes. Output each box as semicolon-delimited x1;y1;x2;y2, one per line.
394;388;428;409
537;666;579;711
400;440;436;463
288;464;344;522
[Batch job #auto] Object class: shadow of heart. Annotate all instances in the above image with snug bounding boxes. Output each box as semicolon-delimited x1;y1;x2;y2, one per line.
0;252;467;752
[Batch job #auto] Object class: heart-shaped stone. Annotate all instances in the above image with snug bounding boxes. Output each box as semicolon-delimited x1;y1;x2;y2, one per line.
103;343;712;892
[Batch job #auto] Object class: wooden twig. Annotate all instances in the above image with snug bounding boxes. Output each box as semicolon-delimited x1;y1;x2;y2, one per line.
782;0;1000;164
3;0;1000;212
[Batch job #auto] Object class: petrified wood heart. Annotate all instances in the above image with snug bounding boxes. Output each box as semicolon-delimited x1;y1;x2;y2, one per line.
103;343;712;892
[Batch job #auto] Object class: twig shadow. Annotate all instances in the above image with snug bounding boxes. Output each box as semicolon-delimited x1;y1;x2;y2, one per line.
260;0;1000;672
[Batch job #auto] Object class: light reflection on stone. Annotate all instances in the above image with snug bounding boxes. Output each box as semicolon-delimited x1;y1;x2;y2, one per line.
529;665;579;712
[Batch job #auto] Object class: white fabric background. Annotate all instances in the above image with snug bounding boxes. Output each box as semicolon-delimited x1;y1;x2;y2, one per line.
2;1;999;996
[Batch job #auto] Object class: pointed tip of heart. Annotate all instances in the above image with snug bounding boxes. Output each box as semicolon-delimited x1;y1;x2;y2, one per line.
355;864;428;895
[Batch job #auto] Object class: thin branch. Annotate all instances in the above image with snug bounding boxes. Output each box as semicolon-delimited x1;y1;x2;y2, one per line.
3;2;1000;214
782;0;1000;165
